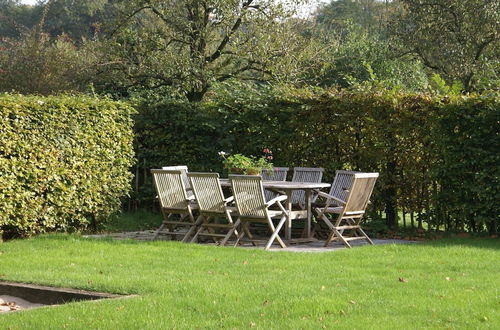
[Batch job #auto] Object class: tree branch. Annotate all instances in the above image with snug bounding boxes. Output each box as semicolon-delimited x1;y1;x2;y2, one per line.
110;5;152;36
205;0;254;63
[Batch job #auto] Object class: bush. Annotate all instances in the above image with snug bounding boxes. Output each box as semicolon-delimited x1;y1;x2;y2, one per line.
0;27;96;95
132;86;499;234
432;96;500;234
0;94;135;238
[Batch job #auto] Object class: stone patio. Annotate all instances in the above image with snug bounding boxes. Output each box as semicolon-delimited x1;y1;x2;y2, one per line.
85;230;417;253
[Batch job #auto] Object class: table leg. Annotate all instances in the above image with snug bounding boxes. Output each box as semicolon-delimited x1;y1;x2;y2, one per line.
305;189;312;238
285;190;292;240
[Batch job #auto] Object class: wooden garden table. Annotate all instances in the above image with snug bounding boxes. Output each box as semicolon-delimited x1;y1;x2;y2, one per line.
219;179;330;241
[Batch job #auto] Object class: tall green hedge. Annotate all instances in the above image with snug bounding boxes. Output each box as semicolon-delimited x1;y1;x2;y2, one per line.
0;94;135;238
133;88;498;234
432;97;499;234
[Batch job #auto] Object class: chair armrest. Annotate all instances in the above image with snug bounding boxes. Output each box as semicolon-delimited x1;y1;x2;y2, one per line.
265;195;288;208
316;191;346;205
224;196;234;204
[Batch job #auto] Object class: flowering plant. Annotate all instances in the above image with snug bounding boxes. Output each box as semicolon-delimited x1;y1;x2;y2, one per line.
219;151;272;175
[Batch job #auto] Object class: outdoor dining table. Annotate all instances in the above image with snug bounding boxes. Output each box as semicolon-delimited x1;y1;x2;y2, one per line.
219;179;331;241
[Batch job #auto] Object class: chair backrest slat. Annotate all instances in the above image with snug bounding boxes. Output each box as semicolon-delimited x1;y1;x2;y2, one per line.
262;167;289;202
329;170;356;206
343;173;379;214
261;167;289;181
230;175;267;219
291;167;324;204
151;169;189;210
188;172;225;214
162;165;193;197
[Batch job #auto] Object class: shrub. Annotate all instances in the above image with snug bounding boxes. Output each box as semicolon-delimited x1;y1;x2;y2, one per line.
432;96;500;234
0;94;135;238
132;86;498;234
0;27;96;95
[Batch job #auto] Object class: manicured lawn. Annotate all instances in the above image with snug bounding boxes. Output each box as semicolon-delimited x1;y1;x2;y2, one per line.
0;235;498;329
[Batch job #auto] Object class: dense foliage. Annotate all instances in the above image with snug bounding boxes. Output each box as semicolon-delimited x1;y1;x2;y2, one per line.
0;27;97;95
432;97;500;234
1;1;498;96
390;0;500;92
101;0;312;101
0;1;498;236
133;86;499;234
0;94;135;239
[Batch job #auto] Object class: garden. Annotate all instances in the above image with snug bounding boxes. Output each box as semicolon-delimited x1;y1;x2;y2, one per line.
0;0;499;328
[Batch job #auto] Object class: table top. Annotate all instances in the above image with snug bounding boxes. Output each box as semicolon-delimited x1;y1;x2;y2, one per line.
219;179;330;190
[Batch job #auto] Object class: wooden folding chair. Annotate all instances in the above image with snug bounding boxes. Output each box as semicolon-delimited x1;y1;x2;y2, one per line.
312;170;357;237
261;167;289;202
314;172;379;248
151;169;199;241
291;167;324;207
229;175;289;250
187;172;240;246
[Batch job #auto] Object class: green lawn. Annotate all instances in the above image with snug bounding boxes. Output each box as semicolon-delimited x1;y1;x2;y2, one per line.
0;235;498;329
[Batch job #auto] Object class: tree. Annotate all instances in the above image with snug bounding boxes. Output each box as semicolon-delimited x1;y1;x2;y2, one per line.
100;0;309;102
0;0;38;38
0;10;97;95
308;1;428;91
315;0;395;37
1;0;115;41
390;0;500;92
40;0;116;41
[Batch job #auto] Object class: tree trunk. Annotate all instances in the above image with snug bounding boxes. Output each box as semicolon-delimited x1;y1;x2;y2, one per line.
488;219;498;236
186;87;208;102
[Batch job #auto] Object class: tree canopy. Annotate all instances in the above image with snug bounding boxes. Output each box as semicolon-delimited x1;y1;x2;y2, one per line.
98;0;310;101
390;0;500;91
0;0;498;96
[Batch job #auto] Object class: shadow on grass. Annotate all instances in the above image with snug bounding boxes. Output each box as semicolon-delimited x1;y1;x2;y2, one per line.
99;210;162;233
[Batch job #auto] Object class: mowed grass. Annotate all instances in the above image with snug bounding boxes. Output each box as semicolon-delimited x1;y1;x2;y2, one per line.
0;235;498;329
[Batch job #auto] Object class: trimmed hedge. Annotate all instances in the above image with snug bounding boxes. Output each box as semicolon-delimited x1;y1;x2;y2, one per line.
133;88;499;234
0;94;135;238
432;97;500;234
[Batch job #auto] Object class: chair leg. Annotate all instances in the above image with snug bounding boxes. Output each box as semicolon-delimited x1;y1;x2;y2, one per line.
153;222;167;240
265;216;287;250
181;214;203;243
190;215;205;243
220;219;241;246
242;222;258;246
334;228;352;248
154;211;174;240
324;230;335;247
234;219;246;246
357;227;374;245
